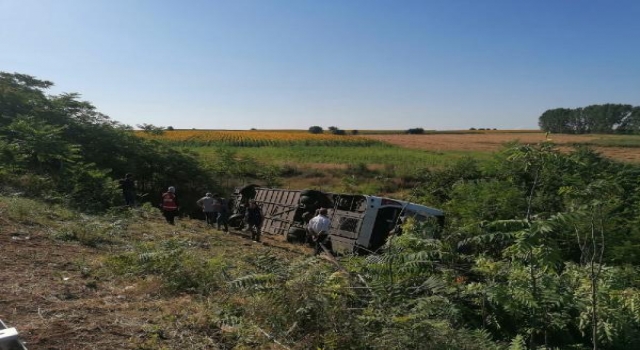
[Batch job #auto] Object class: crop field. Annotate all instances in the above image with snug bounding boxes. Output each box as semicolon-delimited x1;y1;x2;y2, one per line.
137;130;640;163
135;129;378;147
362;132;640;162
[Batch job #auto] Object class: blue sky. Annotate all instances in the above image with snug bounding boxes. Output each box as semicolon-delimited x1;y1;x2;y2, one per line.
1;0;639;130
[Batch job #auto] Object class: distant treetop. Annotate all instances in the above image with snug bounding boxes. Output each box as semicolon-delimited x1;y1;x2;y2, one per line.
137;123;165;135
308;126;323;134
406;127;425;135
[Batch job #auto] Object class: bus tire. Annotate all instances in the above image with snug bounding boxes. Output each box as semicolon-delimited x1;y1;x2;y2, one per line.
300;195;315;205
228;214;245;229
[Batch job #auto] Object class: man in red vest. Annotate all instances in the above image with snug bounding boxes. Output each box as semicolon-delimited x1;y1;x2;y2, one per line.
160;186;179;225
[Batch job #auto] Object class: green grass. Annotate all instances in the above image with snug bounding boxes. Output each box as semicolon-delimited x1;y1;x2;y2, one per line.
192;145;493;170
577;134;640;148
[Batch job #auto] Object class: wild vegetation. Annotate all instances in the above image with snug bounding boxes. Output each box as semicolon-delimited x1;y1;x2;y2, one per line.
2;72;640;349
0;72;231;214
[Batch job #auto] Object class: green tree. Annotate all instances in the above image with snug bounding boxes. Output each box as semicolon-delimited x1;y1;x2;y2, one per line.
5;116;80;174
0;71;220;212
538;104;639;134
538;108;573;133
137;123;165;135
328;126;346;135
0;72;52;127
308;126;323;134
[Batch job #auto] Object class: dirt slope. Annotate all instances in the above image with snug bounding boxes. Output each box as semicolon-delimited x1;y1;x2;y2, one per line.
0;213;310;349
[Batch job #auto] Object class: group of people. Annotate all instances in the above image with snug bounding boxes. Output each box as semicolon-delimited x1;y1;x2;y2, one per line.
159;185;263;243
158;187;232;230
159;185;327;250
153;182;263;242
195;193;263;243
118;173;330;252
196;192;229;231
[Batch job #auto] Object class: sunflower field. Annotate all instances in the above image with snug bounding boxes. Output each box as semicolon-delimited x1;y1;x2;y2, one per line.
134;130;380;147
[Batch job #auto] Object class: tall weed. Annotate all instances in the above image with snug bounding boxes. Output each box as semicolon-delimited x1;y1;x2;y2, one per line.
104;239;230;295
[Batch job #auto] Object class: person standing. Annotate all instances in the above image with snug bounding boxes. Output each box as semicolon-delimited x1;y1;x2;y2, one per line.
245;200;263;242
211;193;223;230
160;186;179;225
196;192;216;227
217;196;230;232
307;208;331;255
118;173;136;207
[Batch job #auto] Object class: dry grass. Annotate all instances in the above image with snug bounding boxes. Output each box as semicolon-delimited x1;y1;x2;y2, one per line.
0;202;312;349
361;132;640;162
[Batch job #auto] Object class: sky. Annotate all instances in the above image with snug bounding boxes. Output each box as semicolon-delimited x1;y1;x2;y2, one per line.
1;0;639;130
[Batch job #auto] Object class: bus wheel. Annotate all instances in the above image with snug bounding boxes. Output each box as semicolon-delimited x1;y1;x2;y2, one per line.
228;214;245;229
300;195;316;205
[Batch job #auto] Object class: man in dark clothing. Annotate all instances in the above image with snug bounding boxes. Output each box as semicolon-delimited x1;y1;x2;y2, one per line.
217;196;230;232
118;173;136;206
210;193;224;230
160;186;179;225
245;200;262;242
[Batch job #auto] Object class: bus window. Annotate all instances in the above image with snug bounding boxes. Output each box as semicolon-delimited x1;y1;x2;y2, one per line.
338;217;358;232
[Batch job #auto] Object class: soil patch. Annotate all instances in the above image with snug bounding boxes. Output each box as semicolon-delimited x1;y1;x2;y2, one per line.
0;217;310;349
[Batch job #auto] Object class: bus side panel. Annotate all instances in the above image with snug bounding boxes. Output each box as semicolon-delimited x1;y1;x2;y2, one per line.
327;210;364;254
255;188;301;236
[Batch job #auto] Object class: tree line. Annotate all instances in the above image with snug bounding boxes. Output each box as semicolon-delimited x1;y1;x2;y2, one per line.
538;104;640;134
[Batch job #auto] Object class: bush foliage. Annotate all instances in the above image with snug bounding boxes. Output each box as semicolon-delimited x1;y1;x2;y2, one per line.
0;72;221;213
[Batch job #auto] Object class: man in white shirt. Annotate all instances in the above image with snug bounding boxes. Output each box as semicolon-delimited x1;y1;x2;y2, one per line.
196;192;216;227
307;208;331;255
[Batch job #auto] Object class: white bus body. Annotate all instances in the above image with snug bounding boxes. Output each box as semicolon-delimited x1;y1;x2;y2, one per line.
229;185;444;254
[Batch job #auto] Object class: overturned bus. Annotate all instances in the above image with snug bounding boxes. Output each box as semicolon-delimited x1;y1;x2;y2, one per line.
228;185;444;254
